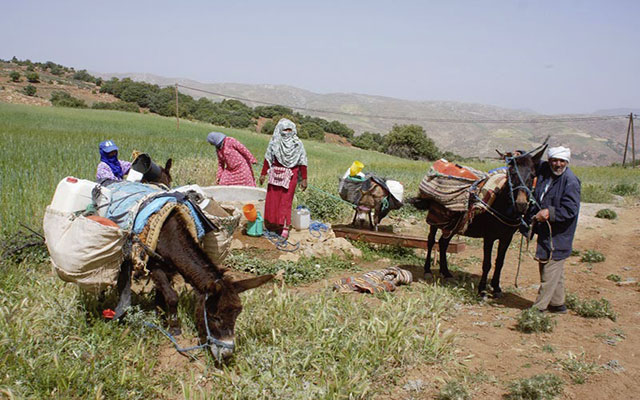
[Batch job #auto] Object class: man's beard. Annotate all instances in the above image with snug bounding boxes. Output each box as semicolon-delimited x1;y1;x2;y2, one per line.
551;165;567;176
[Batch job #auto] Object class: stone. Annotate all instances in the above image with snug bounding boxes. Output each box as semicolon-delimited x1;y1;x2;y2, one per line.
229;239;244;250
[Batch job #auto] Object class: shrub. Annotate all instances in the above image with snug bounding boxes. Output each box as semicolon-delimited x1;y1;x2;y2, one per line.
50;91;87;108
384;124;441;160
516;308;555;333
255;105;293;118
9;71;20;82
72;69;97;83
595;208;617;219
23;84;37;96
325;120;354;139
437;380;471;400
506;374;563;400
581;184;612;203
610;182;638;196
565;293;616;321
26;72;39;83
92;101;139;113
580;250;605;263
606;274;621;282
558;352;599;384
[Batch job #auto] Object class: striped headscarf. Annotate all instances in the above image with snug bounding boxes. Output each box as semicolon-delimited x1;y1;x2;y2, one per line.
264;118;308;168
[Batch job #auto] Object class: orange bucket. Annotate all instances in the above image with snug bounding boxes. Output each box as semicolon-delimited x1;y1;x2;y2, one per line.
242;204;257;222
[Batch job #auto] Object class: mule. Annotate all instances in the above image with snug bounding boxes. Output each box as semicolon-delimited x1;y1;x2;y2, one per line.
117;158;273;360
411;144;546;297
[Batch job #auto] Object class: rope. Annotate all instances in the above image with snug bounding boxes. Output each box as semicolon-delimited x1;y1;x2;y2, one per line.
263;229;300;252
309;220;329;238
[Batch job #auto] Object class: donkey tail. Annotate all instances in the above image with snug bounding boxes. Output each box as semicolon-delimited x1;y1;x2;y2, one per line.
406;196;431;211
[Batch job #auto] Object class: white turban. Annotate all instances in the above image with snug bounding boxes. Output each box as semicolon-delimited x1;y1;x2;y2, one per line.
548;146;571;162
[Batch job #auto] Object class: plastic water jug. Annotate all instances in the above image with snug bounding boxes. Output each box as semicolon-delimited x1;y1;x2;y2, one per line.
246;212;264;237
292;207;311;230
50;177;97;213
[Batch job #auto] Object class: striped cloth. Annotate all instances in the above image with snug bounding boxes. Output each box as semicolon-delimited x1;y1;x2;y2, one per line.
333;266;413;294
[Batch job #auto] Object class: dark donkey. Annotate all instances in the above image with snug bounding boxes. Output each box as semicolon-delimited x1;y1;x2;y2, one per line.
411;143;546;297
117;159;273;360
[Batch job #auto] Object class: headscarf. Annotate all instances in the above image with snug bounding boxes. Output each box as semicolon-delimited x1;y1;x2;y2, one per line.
207;131;226;149
99;140;123;179
264;118;308;168
548;146;571;162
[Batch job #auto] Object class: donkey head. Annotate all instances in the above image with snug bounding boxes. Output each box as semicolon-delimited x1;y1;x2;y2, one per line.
500;145;546;214
197;272;274;360
357;182;388;227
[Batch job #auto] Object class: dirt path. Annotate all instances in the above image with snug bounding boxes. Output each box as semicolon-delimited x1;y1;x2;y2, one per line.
380;203;640;399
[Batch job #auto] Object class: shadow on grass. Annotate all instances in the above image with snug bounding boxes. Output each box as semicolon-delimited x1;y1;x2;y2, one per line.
396;263;534;310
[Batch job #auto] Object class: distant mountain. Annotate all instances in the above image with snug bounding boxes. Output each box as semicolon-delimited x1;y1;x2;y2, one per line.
592;108;639;116
97;72;633;166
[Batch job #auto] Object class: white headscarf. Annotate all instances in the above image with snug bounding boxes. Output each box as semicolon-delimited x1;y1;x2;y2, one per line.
264;118;308;168
548;146;571;162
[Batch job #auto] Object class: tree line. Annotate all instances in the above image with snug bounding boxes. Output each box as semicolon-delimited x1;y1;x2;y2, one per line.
3;57;450;161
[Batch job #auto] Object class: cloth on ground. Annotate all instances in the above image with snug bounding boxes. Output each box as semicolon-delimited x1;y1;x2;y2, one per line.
333;266;413;294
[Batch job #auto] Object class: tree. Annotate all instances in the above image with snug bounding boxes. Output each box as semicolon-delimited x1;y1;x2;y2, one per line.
9;71;20;82
384;124;441;160
299;122;325;141
50;91;87;108
261;119;277;135
325;120;354;139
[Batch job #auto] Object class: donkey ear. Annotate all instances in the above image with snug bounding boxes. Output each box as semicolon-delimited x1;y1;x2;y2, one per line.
232;274;274;293
531;144;548;164
495;149;505;159
165;158;173;173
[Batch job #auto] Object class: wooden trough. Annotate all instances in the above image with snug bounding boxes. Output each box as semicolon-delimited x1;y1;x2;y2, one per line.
332;224;466;253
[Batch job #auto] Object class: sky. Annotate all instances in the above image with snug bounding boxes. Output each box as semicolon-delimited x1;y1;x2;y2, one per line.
2;0;639;115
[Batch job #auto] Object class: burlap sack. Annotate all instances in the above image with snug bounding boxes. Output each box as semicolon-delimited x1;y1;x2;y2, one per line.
43;207;126;292
201;205;241;265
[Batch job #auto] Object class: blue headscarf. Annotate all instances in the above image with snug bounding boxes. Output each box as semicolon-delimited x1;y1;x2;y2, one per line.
207;132;226;149
99;140;123;179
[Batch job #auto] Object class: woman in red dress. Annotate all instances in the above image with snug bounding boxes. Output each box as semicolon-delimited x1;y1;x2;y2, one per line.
259;118;308;238
207;132;257;186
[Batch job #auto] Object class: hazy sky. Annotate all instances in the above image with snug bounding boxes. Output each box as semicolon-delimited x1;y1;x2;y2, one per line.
2;0;638;114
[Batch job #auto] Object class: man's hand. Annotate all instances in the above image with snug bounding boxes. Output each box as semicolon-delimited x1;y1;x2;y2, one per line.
534;209;550;222
299;179;307;191
259;175;266;185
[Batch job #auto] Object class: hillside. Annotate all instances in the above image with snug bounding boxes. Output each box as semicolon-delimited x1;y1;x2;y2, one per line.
98;72;634;166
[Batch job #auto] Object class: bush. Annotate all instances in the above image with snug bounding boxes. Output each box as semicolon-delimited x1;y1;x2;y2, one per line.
299;122;325;141
26;72;39;83
384;124;441;160
580;250;605;263
92;101;139;113
325;120;354;139
506;374;563;400
581;184;612;203
610;182;638;196
565;293;616;321
255;105;293;118
72;69;97;83
50;91;87;108
352;131;384;151
516;308;555;333
595;208;617;219
558;352;599;384
23;84;37;96
9;71;20;82
606;274;621;282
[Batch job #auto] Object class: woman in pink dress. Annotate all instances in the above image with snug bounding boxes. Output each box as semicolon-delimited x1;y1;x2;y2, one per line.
207;132;257;186
258;118;308;238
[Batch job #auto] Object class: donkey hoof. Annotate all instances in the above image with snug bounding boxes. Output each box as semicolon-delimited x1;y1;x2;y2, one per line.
169;326;182;337
479;290;489;299
492;290;504;299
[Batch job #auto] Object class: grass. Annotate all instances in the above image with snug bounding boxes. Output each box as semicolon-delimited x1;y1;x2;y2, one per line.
506;374;563;400
516;308;556;333
565;293;617;321
437;380;471;400
606;274;622;282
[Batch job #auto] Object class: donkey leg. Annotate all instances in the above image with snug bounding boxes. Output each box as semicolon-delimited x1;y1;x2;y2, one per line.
478;238;494;297
424;225;438;276
150;268;181;336
490;237;513;298
438;235;454;279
